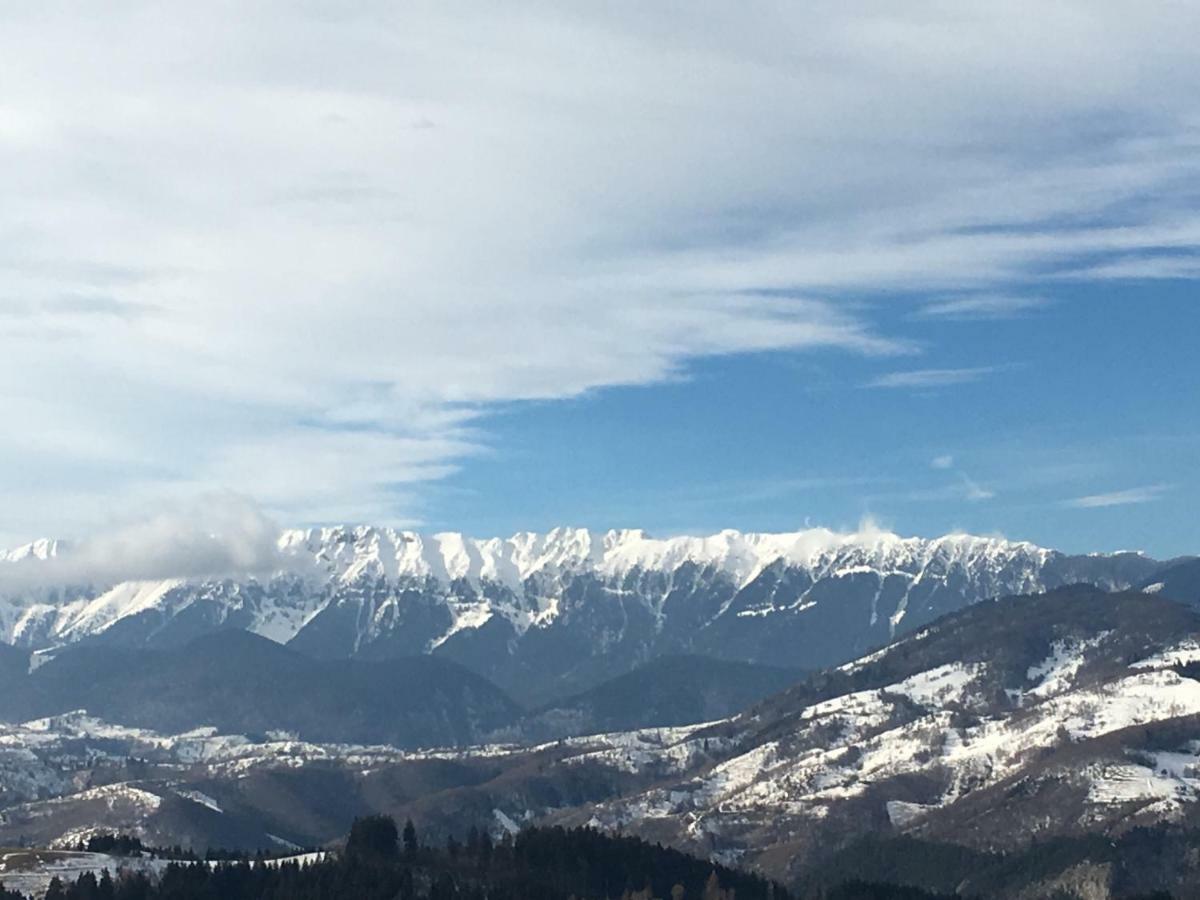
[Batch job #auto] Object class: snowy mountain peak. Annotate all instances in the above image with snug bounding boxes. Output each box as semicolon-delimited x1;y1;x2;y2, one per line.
0;538;62;564
0;525;1172;691
272;525;1057;592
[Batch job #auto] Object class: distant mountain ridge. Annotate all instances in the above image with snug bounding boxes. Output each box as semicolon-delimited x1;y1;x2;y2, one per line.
518;654;805;741
7;585;1200;895
0;526;1183;701
0;631;521;748
0;638;805;749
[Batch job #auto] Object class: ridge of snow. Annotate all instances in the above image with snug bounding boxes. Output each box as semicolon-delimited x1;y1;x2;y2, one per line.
0;524;1122;652
272;525;1057;592
0;538;61;563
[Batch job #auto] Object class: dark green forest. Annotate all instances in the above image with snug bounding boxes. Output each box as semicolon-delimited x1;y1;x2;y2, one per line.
4;822;789;900
12;820;1200;900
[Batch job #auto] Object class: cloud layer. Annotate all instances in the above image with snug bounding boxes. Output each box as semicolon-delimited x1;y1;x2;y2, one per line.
2;2;1200;542
0;495;285;590
1065;485;1171;509
867;367;998;390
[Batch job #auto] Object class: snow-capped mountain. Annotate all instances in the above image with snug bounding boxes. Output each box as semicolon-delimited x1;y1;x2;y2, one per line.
0;526;1173;700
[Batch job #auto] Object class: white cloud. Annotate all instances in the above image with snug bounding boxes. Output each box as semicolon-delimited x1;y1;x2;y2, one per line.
867;367;997;389
0;494;287;590
1064;484;1171;509
919;295;1046;319
961;475;996;502
1061;255;1200;280
1;3;1199;539
931;455;955;470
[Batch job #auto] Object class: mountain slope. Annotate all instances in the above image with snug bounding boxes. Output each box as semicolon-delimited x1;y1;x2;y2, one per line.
0;631;522;748
1141;557;1200;606
551;587;1200;880
0;527;1170;701
517;655;804;741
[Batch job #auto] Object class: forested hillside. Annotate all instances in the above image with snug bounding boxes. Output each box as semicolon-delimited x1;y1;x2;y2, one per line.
10;823;785;900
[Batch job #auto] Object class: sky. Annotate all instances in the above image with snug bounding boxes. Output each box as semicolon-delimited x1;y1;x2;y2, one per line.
1;2;1198;560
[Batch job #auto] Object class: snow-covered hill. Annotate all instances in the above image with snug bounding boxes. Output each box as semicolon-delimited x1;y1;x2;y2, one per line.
0;526;1173;699
547;588;1200;880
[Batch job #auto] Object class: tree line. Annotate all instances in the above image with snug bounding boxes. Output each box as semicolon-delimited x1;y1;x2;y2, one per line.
6;821;791;900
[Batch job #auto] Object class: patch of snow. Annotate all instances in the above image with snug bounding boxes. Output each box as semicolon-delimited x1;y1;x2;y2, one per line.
175;789;222;813
1026;634;1110;699
1132;641;1200;670
1086;763;1196;807
893;664;978;708
493;809;521;836
887;800;935;826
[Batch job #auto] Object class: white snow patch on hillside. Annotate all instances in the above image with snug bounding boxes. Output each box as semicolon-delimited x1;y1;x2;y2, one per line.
175;789;222;813
429;601;494;649
894;663;978;707
584;645;1200;841
1086;762;1197;807
1025;634;1110;699
493;809;521;836
887;800;936;826
1132;640;1200;670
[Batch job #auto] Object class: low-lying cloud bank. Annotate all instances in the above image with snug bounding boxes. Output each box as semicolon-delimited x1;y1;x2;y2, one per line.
0;495;287;591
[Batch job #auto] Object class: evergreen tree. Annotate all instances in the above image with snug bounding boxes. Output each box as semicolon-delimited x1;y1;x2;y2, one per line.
346;814;399;861
402;819;419;859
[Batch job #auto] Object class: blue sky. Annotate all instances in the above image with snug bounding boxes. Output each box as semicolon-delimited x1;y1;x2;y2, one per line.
429;283;1199;556
1;3;1199;564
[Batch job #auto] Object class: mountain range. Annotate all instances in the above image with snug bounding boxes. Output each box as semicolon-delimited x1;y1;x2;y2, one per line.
4;585;1200;896
4;526;1200;897
0;526;1178;703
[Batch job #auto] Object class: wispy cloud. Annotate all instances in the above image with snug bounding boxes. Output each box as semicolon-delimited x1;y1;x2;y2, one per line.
866;367;997;389
1064;484;1171;509
918;295;1046;319
961;474;995;502
1;3;1200;538
931;455;955;470
863;467;995;504
1062;255;1200;281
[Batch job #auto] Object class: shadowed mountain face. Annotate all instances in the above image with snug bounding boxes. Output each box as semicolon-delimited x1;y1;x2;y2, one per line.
0;635;803;750
517;655;805;741
0;631;522;748
0;527;1180;704
1141;557;1200;606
